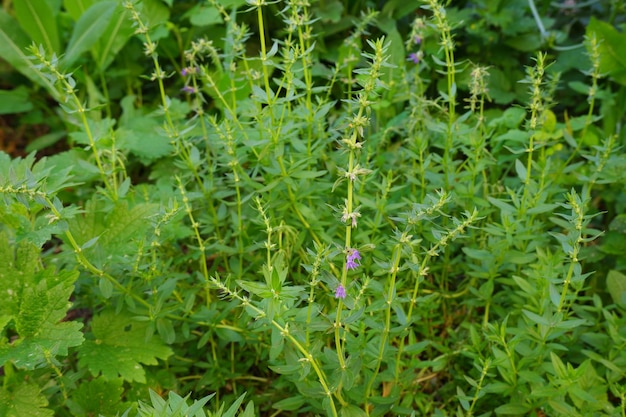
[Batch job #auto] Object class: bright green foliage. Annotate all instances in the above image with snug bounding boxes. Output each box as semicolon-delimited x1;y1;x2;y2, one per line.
66;377;128;416
64;198;160;272
78;311;173;383
0;232;83;369
0;382;54;417
1;0;626;415
135;390;254;417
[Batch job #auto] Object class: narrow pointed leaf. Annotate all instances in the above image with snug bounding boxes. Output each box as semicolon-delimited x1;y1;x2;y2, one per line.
63;1;117;69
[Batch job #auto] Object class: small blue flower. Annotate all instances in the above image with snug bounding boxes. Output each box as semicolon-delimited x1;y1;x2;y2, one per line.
335;284;346;299
408;52;420;64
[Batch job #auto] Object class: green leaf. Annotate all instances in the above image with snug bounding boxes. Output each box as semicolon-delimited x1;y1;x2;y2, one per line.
65;377;126;416
522;309;550;326
0;382;54;417
222;393;247;417
587;17;626;85
65;198;159;271
272;396;306;411
494;402;531;414
63;0;94;21
78;311;173;383
607;269;626;308
0;86;33;114
91;3;134;71
0;11;58;98
550;351;568;379
13;0;60;53
62;1;117;69
187;4;223;26
609;214;626;233
117;96;173;163
0;233;83;369
487;196;516;213
340;404;368;417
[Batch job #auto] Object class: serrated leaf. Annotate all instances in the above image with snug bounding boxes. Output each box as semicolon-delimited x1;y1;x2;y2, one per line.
0;382;53;417
78;311;173;383
0;233;83;369
66;199;159;270
63;1;117;69
66;377;125;416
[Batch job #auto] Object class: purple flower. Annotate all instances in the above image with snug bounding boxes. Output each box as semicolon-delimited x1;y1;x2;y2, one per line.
346;249;361;271
181;66;198;77
181;85;196;94
335;284;346;299
414;35;422;45
408;52;420;64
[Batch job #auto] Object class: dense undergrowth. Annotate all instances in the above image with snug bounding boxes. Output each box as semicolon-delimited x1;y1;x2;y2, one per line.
1;0;626;416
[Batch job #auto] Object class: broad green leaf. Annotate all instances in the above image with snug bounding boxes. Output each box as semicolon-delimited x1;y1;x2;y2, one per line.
340;404;368;417
62;1;117;69
290;170;328;179
522;309;550;326
65;198;159;270
514;158;527;181
63;0;94;21
78;311;173;383
587;17;626;85
609;214;626;233
487;196;515;213
607;269;626;308
0;383;53;417
187;4;223;26
494;402;531;414
13;0;60;53
0;11;58;98
0;86;32;114
65;377;126;416
272;396;306;411
117;95;173;162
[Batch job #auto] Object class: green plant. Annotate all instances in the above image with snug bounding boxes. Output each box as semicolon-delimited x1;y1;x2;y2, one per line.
1;0;626;416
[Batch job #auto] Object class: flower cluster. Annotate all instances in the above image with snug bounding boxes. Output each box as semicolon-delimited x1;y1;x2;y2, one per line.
335;284;346;299
346;248;361;271
406;18;425;65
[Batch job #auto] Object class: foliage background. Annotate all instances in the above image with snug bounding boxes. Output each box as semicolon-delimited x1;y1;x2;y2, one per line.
1;0;626;416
